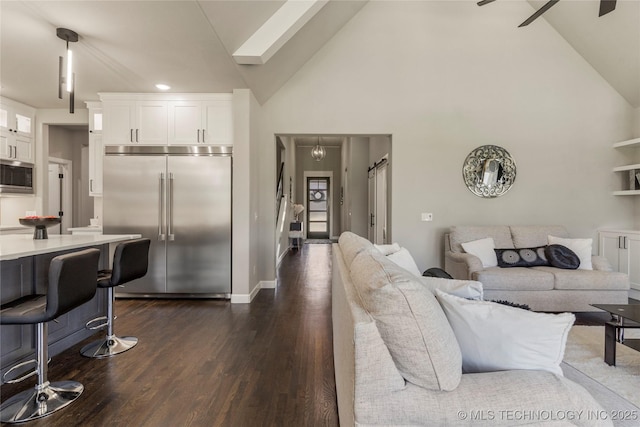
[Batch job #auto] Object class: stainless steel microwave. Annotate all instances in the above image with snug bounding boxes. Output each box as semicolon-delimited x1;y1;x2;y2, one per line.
0;159;34;194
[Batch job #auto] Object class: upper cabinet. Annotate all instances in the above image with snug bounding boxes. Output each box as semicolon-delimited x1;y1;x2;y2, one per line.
612;137;640;196
0;98;35;163
101;93;232;146
88;106;103;134
102;99;168;145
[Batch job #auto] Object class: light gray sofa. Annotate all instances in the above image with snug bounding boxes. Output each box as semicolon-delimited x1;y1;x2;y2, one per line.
444;225;629;312
332;231;611;426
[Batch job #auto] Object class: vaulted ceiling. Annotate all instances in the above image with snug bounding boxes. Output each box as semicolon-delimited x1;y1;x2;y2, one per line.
527;0;640;107
1;1;638;110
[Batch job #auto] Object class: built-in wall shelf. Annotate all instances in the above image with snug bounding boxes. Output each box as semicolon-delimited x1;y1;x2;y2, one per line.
613;164;640;172
613;190;640;196
612;137;640;195
613;137;640;149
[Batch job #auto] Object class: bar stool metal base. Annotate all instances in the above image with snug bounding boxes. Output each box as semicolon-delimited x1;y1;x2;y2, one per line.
0;380;83;423
80;335;138;358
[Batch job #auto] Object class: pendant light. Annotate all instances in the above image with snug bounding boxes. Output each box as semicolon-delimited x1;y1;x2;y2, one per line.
310;137;326;161
57;28;78;114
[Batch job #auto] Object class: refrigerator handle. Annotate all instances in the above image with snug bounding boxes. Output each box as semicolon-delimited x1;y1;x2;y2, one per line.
159;173;166;241
168;173;175;241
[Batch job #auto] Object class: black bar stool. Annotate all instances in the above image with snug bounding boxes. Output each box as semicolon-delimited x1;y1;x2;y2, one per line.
81;238;150;358
0;248;100;423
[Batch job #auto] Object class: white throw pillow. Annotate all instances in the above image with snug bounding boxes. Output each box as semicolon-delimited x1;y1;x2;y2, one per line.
374;242;402;256
386;247;422;277
547;235;593;270
435;289;575;376
461;237;497;268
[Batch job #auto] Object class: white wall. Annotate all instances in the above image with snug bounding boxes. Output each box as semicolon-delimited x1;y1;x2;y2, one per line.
256;0;636;278
232;89;264;302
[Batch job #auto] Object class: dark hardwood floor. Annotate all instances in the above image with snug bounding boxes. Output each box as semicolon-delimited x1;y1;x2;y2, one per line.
1;244;338;427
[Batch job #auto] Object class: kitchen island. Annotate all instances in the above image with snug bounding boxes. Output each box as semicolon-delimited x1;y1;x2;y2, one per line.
1;233;141;381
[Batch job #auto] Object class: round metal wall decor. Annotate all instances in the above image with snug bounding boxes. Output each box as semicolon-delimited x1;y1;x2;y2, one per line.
462;145;516;198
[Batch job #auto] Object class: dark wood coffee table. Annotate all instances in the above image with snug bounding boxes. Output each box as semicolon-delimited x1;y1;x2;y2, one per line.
591;304;640;366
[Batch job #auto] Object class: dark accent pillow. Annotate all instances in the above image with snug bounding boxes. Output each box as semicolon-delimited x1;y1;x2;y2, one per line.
422;267;453;279
545;244;580;270
494;247;550;268
490;300;531;311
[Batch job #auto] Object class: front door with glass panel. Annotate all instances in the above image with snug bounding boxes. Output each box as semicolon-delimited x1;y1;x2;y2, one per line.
307;177;330;239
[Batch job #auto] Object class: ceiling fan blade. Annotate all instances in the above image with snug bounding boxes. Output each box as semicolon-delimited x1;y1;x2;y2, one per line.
477;0;497;6
518;0;560;27
599;0;617;17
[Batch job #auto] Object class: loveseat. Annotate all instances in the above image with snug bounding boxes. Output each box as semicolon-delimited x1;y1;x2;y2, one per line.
444;225;629;312
332;231;611;426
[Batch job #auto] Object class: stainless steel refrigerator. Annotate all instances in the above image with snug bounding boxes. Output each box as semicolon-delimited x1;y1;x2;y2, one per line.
103;145;231;297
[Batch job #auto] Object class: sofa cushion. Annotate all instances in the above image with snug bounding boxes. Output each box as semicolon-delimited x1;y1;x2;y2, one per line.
532;267;630;290
435;290;574;376
510;225;568;248
474;267;555;291
449;226;513;253
350;250;462;391
338;232;374;267
356;369;612;426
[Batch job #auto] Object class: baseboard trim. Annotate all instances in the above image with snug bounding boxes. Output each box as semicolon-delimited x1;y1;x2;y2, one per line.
260;280;276;289
277;247;290;267
230;280;277;303
629;288;640;301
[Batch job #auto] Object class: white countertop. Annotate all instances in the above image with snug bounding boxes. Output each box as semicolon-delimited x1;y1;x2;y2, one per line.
0;233;142;261
68;226;102;231
0;225;30;232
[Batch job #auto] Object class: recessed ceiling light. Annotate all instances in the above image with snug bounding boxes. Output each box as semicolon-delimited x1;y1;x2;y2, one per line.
155;84;170;91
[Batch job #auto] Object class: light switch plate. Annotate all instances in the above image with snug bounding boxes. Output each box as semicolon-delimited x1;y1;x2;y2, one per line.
421;213;433;222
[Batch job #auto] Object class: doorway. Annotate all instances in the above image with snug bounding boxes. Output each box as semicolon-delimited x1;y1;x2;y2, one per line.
306;176;330;239
368;157;389;244
47;158;72;234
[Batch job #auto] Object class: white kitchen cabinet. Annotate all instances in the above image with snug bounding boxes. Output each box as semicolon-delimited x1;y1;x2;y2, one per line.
168;96;233;145
0;134;32;162
89;134;103;196
102;99;167;145
203;99;233;145
86;102;104;196
168;100;201;144
89;107;103;134
599;230;640;291
0;99;35;163
101;93;232;147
